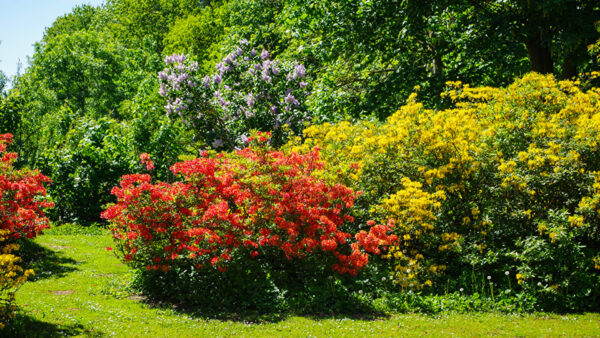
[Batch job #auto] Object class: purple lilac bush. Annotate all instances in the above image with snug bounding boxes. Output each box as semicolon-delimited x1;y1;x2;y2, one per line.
158;40;311;149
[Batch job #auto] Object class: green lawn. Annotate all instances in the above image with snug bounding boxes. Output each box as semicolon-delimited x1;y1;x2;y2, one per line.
7;231;600;337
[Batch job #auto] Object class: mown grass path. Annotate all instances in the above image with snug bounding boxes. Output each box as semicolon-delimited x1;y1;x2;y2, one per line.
7;232;600;337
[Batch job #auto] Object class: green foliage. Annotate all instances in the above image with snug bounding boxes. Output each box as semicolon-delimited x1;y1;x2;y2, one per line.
0;92;22;147
0;72;6;94
42;4;100;40
104;0;204;53
40;117;135;224
163;6;226;73
131;254;371;315
159;44;312;149
472;0;599;77
1;0;599;317
293;73;600;311
31;30;124;117
271;0;530;119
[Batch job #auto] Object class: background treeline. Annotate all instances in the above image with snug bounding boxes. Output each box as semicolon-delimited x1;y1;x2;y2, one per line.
0;0;599;224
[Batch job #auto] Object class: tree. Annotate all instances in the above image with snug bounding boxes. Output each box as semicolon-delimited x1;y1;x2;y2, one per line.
0;71;6;95
104;0;207;53
0;42;6;94
274;0;529;117
463;0;600;77
29;30;124;117
163;4;227;73
42;4;100;40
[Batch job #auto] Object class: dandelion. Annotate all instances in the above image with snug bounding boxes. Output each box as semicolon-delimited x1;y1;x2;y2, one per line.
459;288;464;292
487;275;491;280
505;271;509;276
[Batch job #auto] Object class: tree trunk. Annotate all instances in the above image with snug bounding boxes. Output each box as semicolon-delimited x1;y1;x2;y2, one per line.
432;53;444;76
561;57;577;79
526;31;554;74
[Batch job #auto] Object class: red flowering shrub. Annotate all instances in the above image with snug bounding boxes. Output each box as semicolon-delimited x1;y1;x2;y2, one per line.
0;133;52;326
0;134;53;239
103;132;395;275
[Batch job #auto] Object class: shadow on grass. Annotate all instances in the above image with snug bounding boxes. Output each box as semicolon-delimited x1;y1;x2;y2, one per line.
130;267;390;323
136;295;390;324
16;238;79;281
4;313;101;337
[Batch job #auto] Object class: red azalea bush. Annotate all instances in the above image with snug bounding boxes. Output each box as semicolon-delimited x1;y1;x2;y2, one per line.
0;133;52;326
102;132;396;276
0;134;53;239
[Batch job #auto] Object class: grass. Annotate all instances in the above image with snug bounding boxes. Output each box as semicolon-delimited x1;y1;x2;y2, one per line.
5;228;600;337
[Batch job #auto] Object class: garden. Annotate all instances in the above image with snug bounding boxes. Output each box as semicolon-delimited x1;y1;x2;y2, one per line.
1;0;600;335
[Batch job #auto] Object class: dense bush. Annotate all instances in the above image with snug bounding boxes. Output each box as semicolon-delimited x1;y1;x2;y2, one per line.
0;134;53;239
0;231;34;329
103;132;399;310
288;73;600;310
103;132;396;274
0;134;51;327
158;42;311;149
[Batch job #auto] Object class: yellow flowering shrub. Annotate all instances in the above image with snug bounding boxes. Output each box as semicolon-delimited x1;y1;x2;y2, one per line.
291;73;600;309
378;178;447;288
0;230;33;329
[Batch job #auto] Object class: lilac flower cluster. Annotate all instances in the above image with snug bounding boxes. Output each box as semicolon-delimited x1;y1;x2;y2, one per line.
158;42;311;149
158;54;199;116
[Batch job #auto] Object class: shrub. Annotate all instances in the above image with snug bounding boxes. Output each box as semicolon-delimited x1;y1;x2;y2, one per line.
103;132;401;312
0;133;51;327
158;41;311;149
0;134;53;239
41;109;190;224
103;132;396;277
288;73;600;310
0;231;34;329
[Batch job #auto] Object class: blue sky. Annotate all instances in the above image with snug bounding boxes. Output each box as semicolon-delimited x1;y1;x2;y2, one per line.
0;0;105;80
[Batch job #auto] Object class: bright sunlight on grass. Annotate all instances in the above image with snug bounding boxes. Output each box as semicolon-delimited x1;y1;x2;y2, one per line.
6;228;599;336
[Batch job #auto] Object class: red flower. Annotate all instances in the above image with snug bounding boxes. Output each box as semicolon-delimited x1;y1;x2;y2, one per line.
140;153;155;170
102;138;393;276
